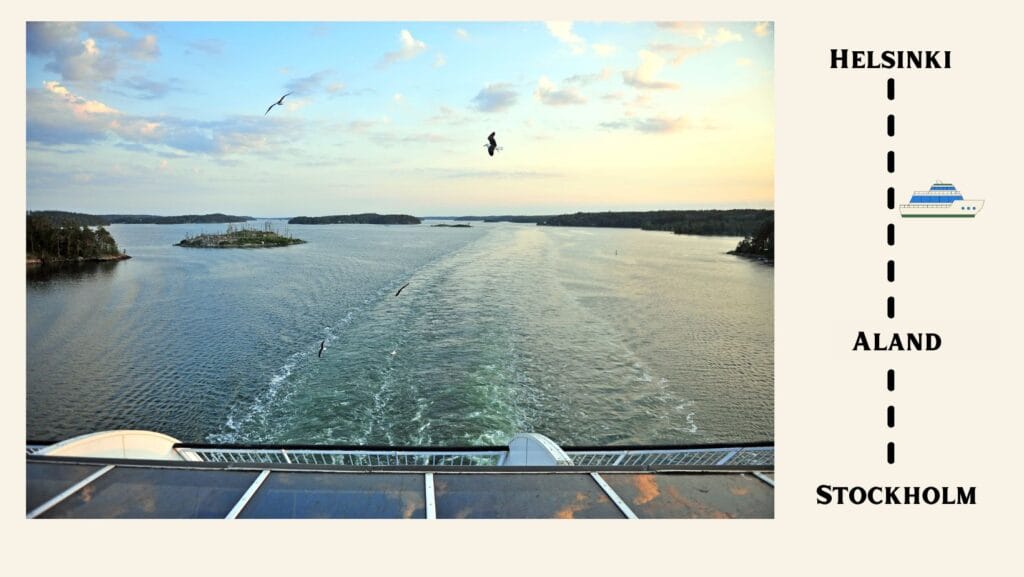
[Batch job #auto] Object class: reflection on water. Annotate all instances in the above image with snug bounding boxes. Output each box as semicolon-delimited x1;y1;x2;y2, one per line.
27;260;123;284
27;221;772;446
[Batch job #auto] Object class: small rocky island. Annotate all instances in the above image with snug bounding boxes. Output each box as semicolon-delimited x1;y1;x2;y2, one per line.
176;223;305;248
431;223;472;228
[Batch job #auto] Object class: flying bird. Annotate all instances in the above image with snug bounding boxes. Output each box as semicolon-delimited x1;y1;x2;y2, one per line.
318;340;325;358
395;282;410;297
486;132;498;157
265;92;293;116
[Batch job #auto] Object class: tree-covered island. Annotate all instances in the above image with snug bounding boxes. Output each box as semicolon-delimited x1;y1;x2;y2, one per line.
176;223;305;248
288;213;421;225
26;214;130;265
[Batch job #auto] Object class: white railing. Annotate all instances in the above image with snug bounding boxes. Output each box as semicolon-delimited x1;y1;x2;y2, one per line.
566;446;774;468
171;445;773;469
26;444;49;455
175;447;508;467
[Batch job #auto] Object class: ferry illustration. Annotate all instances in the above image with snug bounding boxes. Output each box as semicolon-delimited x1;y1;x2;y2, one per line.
899;181;983;218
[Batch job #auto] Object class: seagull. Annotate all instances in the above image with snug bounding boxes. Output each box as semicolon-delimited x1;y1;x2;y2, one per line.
486;132;498;157
318;340;325;358
265;92;293;116
395;282;410;297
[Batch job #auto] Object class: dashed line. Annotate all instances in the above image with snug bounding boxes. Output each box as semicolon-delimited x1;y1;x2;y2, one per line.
886;78;895;465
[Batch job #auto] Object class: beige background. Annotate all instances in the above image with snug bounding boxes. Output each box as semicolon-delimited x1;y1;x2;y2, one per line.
3;1;1022;574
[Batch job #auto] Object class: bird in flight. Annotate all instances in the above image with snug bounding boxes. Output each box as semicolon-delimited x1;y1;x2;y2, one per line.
265;92;293;116
318;340;325;358
395;282;411;297
486;132;499;157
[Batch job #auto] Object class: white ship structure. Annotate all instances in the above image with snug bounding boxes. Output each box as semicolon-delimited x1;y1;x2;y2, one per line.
899;182;983;218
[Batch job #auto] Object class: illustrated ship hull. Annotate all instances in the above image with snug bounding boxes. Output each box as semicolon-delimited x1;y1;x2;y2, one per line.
899;199;984;217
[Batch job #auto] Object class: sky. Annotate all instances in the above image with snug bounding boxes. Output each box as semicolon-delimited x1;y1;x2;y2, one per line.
26;21;774;217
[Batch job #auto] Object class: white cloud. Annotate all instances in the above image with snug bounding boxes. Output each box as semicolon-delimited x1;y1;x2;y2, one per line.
393;92;403;103
736;57;753;67
455;28;469;40
472;83;518;112
534;76;586;106
754;22;772;37
434;53;447;68
656;22;707;39
656;22;742;47
711;28;743;46
622;51;679;90
648;43;707;66
545;21;586;54
564;67;612;86
591;43;617;56
601;115;693;134
378;29;427;68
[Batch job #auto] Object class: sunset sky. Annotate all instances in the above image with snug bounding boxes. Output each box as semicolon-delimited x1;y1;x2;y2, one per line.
26;21;774;216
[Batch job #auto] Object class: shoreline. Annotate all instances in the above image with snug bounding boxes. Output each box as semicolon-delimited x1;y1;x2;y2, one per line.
727;250;774;266
27;254;131;267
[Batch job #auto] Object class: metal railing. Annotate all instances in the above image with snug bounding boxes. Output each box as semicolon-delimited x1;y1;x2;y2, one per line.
565;446;773;468
172;445;773;469
175;447;507;467
26;444;49;455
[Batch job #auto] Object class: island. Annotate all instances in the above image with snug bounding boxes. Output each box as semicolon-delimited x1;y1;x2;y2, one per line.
175;223;305;248
26;213;130;265
27;211;254;225
431;223;472;228
288;213;421;225
728;220;774;264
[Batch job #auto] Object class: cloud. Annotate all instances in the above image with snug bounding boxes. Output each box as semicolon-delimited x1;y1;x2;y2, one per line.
564;67;612;86
656;22;742;47
27;22;160;84
455;28;469;40
600;115;693;134
29;80;162;145
471;83;518;112
393;92;403;103
544;21;585;54
711;28;743;46
28;80;303;156
736;57;753;67
754;22;772;37
648;43;707;65
656;22;707;39
534;76;586;106
286;69;337;94
378;29;427;68
591;43;617;56
428;105;470;126
622;51;679;90
125;34;159;60
434;53;447;68
186;38;223;56
118;76;180;100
